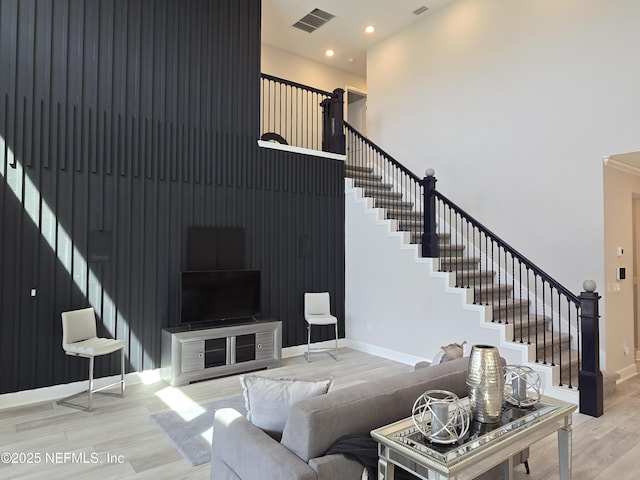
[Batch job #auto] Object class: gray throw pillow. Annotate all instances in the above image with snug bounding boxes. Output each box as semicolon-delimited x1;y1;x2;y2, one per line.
240;375;333;434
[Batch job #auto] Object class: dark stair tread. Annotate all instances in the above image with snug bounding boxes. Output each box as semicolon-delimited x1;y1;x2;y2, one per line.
374;199;414;209
353;178;394;189
345;164;374;173
347;171;383;181
453;270;497;285
387;211;423;220
348;156;582;392
366;189;403;199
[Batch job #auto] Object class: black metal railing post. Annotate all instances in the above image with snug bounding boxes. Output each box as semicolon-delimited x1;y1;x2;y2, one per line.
421;169;439;258
343;127;599;401
321;88;345;154
578;280;603;417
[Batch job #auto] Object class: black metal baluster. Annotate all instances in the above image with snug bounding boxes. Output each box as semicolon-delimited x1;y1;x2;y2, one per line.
526;266;531;345
534;278;539;362
456;210;461;283
446;205;452;272
487;236;493;308
496;242;501;320
510;252;515;326
550;287;556;366
575;302;580;390
542;280;547;364
558;292;564;384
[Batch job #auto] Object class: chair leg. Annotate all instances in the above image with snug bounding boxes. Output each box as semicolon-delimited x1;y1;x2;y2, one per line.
57;350;124;412
334;322;338;361
120;347;125;397
306;324;311;363
88;355;95;412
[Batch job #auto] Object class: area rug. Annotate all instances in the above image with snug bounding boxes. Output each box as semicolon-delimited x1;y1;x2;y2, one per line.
149;394;246;467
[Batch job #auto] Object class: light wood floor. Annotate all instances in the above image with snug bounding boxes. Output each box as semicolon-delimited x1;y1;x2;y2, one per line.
0;348;638;479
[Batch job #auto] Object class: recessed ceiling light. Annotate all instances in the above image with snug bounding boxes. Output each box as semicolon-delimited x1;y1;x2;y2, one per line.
365;25;375;34
325;49;335;57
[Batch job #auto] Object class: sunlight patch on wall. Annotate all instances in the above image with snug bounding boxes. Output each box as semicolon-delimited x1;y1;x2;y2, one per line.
0;134;137;355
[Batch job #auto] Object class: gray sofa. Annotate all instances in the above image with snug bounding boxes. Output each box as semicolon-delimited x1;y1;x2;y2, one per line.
210;356;527;480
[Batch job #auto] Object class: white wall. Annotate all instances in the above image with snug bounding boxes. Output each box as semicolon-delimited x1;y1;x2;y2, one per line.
366;0;640;372
261;44;366;94
346;182;525;363
345;181;581;399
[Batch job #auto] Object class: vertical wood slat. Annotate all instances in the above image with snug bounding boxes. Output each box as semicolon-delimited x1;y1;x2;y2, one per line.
0;0;344;394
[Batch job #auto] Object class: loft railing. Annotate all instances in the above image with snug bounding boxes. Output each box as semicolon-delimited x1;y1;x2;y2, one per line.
260;73;344;154
346;123;603;417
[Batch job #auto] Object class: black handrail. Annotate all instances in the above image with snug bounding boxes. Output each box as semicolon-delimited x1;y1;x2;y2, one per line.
345;122;420;182
343;123;605;413
345;123;425;247
260;73;333;97
432;189;580;306
425;172;584;395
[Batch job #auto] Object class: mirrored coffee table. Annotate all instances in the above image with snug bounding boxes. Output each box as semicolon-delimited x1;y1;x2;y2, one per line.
371;396;576;480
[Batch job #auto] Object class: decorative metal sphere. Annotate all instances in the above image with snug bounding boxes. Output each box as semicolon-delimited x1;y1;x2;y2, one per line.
504;365;543;408
425;168;435;177
412;390;470;444
583;280;597;292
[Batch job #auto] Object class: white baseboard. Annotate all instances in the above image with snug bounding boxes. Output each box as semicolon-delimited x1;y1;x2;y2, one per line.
0;370;158;411
616;363;638;384
282;338;427;366
1;339;424;410
345;339;429;366
281;339;348;359
1;341;347;410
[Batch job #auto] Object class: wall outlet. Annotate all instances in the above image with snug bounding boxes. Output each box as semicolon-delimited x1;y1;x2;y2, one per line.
624;345;630;356
609;282;621;293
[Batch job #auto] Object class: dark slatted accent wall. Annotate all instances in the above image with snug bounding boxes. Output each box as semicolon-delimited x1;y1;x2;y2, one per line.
0;0;345;394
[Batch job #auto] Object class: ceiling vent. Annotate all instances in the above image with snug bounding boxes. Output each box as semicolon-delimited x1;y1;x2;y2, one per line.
292;8;335;33
413;6;429;15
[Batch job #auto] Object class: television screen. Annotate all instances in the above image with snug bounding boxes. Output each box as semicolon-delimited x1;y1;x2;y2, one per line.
180;270;261;326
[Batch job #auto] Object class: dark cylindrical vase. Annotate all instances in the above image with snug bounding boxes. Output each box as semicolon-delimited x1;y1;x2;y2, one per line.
466;345;504;423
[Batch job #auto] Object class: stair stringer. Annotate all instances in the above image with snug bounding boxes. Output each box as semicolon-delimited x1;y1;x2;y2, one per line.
436;219;580;351
435;219;582;401
345;179;579;404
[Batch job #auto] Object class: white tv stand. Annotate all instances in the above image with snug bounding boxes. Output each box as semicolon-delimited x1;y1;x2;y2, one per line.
161;319;281;386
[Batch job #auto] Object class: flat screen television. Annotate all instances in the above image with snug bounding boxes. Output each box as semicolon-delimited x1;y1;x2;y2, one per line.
180;270;261;326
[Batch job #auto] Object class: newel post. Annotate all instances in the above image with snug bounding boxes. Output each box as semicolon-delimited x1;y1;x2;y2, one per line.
421;169;439;258
579;280;604;417
321;88;345;155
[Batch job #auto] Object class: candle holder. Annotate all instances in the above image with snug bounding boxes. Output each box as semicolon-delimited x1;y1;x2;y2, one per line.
411;390;470;444
504;365;542;408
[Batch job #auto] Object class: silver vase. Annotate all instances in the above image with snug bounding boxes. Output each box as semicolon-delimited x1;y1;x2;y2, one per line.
466;345;504;423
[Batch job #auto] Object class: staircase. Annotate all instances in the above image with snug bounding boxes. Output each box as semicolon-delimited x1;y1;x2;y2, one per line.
345;163;580;389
